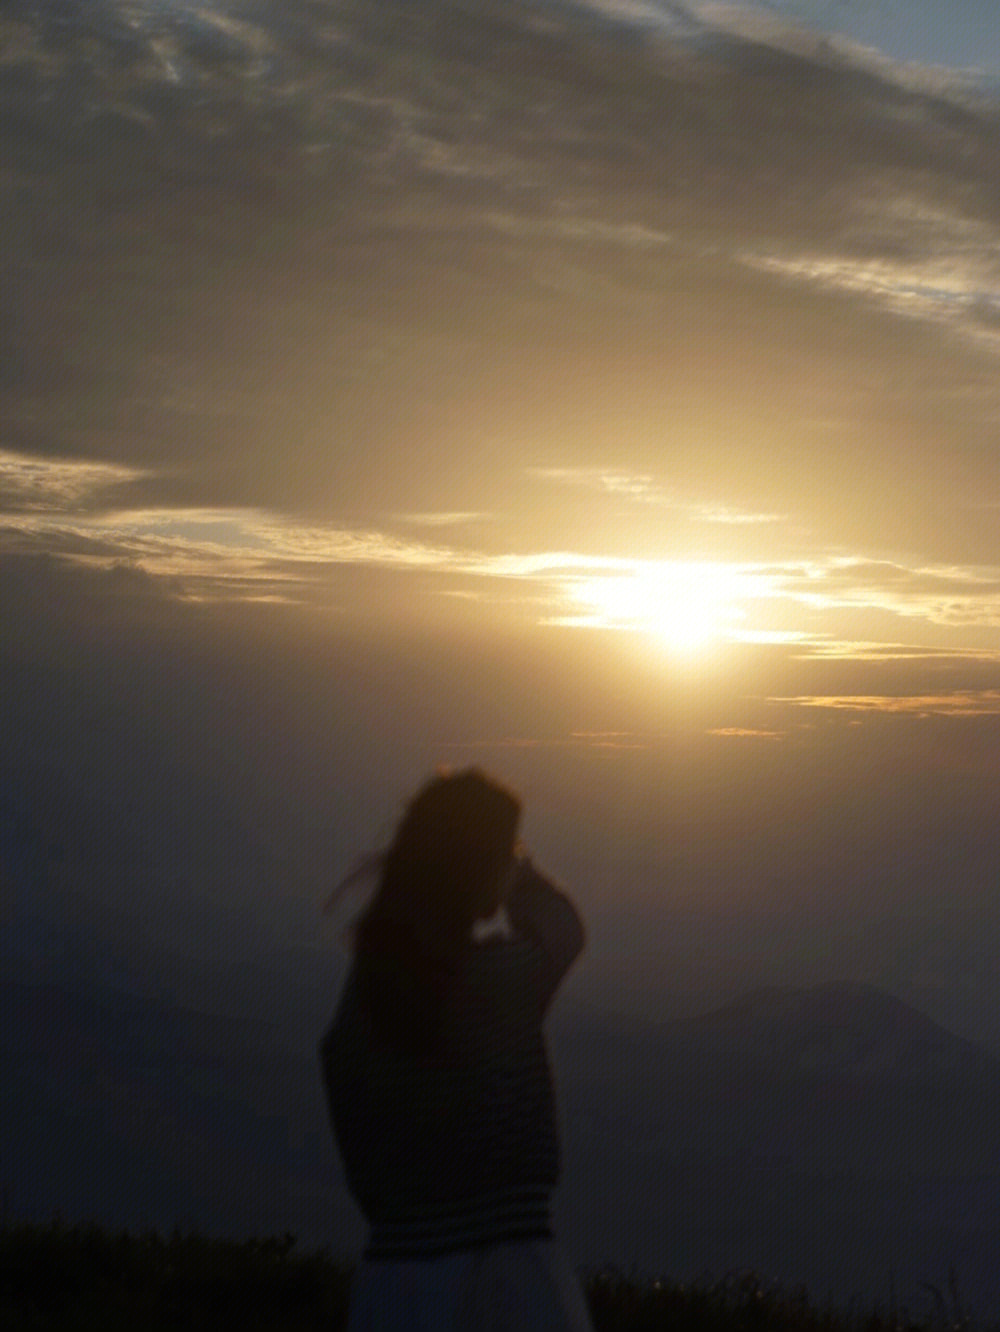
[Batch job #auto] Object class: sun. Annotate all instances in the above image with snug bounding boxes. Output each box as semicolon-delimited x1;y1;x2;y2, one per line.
565;562;767;652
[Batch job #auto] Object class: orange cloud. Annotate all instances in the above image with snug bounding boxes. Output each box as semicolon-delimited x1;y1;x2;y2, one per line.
770;693;1000;717
439;731;650;751
706;728;785;740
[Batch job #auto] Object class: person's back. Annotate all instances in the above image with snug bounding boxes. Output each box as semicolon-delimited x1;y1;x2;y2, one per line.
320;863;580;1259
317;769;593;1331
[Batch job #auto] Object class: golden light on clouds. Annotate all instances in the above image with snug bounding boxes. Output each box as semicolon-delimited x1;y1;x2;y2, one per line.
770;692;1000;717
3;446;1000;666
706;728;786;740
559;563;781;651
0;448;145;511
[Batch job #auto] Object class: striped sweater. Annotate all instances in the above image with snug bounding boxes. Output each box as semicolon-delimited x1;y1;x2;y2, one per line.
318;869;585;1260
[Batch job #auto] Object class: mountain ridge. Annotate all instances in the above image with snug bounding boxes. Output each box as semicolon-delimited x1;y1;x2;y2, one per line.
7;969;1000;1309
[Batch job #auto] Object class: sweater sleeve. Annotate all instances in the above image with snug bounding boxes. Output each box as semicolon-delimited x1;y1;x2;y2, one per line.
502;860;585;1015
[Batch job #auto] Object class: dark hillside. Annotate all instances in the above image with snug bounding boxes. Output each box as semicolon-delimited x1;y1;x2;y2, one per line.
6;971;1000;1314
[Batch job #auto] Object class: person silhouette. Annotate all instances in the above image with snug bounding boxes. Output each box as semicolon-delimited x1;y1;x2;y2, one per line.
319;767;593;1331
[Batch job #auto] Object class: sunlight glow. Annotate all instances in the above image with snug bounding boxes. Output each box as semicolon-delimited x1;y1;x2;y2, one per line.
564;563;777;651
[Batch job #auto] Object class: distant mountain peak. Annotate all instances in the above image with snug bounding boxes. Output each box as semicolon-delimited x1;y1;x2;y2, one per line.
716;978;907;1018
692;980;996;1079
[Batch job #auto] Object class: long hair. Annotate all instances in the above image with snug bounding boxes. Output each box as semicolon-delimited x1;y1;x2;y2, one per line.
352;768;521;1056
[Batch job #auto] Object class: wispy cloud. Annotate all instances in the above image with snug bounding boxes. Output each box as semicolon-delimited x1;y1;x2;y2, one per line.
529;468;786;525
0;473;639;601
481;212;674;249
770;692;1000;717
6;453;1000;648
11;508;460;587
688;1;990;97
529;468;661;501
791;641;1000;662
0;449;146;512
568;730;649;749
740;230;1000;352
690;504;788;526
783;558;1000;628
394;512;493;528
707;727;786;740
438;731;651;751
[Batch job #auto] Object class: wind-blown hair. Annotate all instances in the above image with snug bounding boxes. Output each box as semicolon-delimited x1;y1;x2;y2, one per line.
352;768;521;1055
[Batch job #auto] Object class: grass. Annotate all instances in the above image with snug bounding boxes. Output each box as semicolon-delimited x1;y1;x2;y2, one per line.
0;1219;985;1331
0;1221;351;1331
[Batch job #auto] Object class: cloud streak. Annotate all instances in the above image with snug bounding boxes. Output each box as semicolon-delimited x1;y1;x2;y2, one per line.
0;450;147;513
784;558;1000;628
5;451;1000;651
530;469;787;525
706;727;786;740
769;692;1000;717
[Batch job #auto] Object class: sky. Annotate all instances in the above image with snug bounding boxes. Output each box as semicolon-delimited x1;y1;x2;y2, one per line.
3;0;1000;1043
745;0;1000;82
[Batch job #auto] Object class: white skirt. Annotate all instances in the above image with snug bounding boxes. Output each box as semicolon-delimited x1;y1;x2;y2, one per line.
346;1238;594;1332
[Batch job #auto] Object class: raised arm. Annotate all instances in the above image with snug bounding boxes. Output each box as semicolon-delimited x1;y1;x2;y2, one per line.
503;858;585;1014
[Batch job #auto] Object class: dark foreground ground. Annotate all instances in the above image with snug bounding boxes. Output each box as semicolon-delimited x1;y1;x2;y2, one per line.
0;1221;985;1332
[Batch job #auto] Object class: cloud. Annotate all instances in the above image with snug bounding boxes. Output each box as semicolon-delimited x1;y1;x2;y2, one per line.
692;505;787;525
0;476;648;607
547;554;1000;643
575;0;702;39
438;731;651;751
706;727;785;739
782;558;1000;628
437;738;546;750
481;212;675;249
6;454;1000;652
739;227;1000;353
791;640;1000;662
0;450;147;513
530;468;662;500
394;512;493;528
687;1;991;100
4;0;1000;650
529;468;786;525
770;692;1000;717
578;0;993;96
